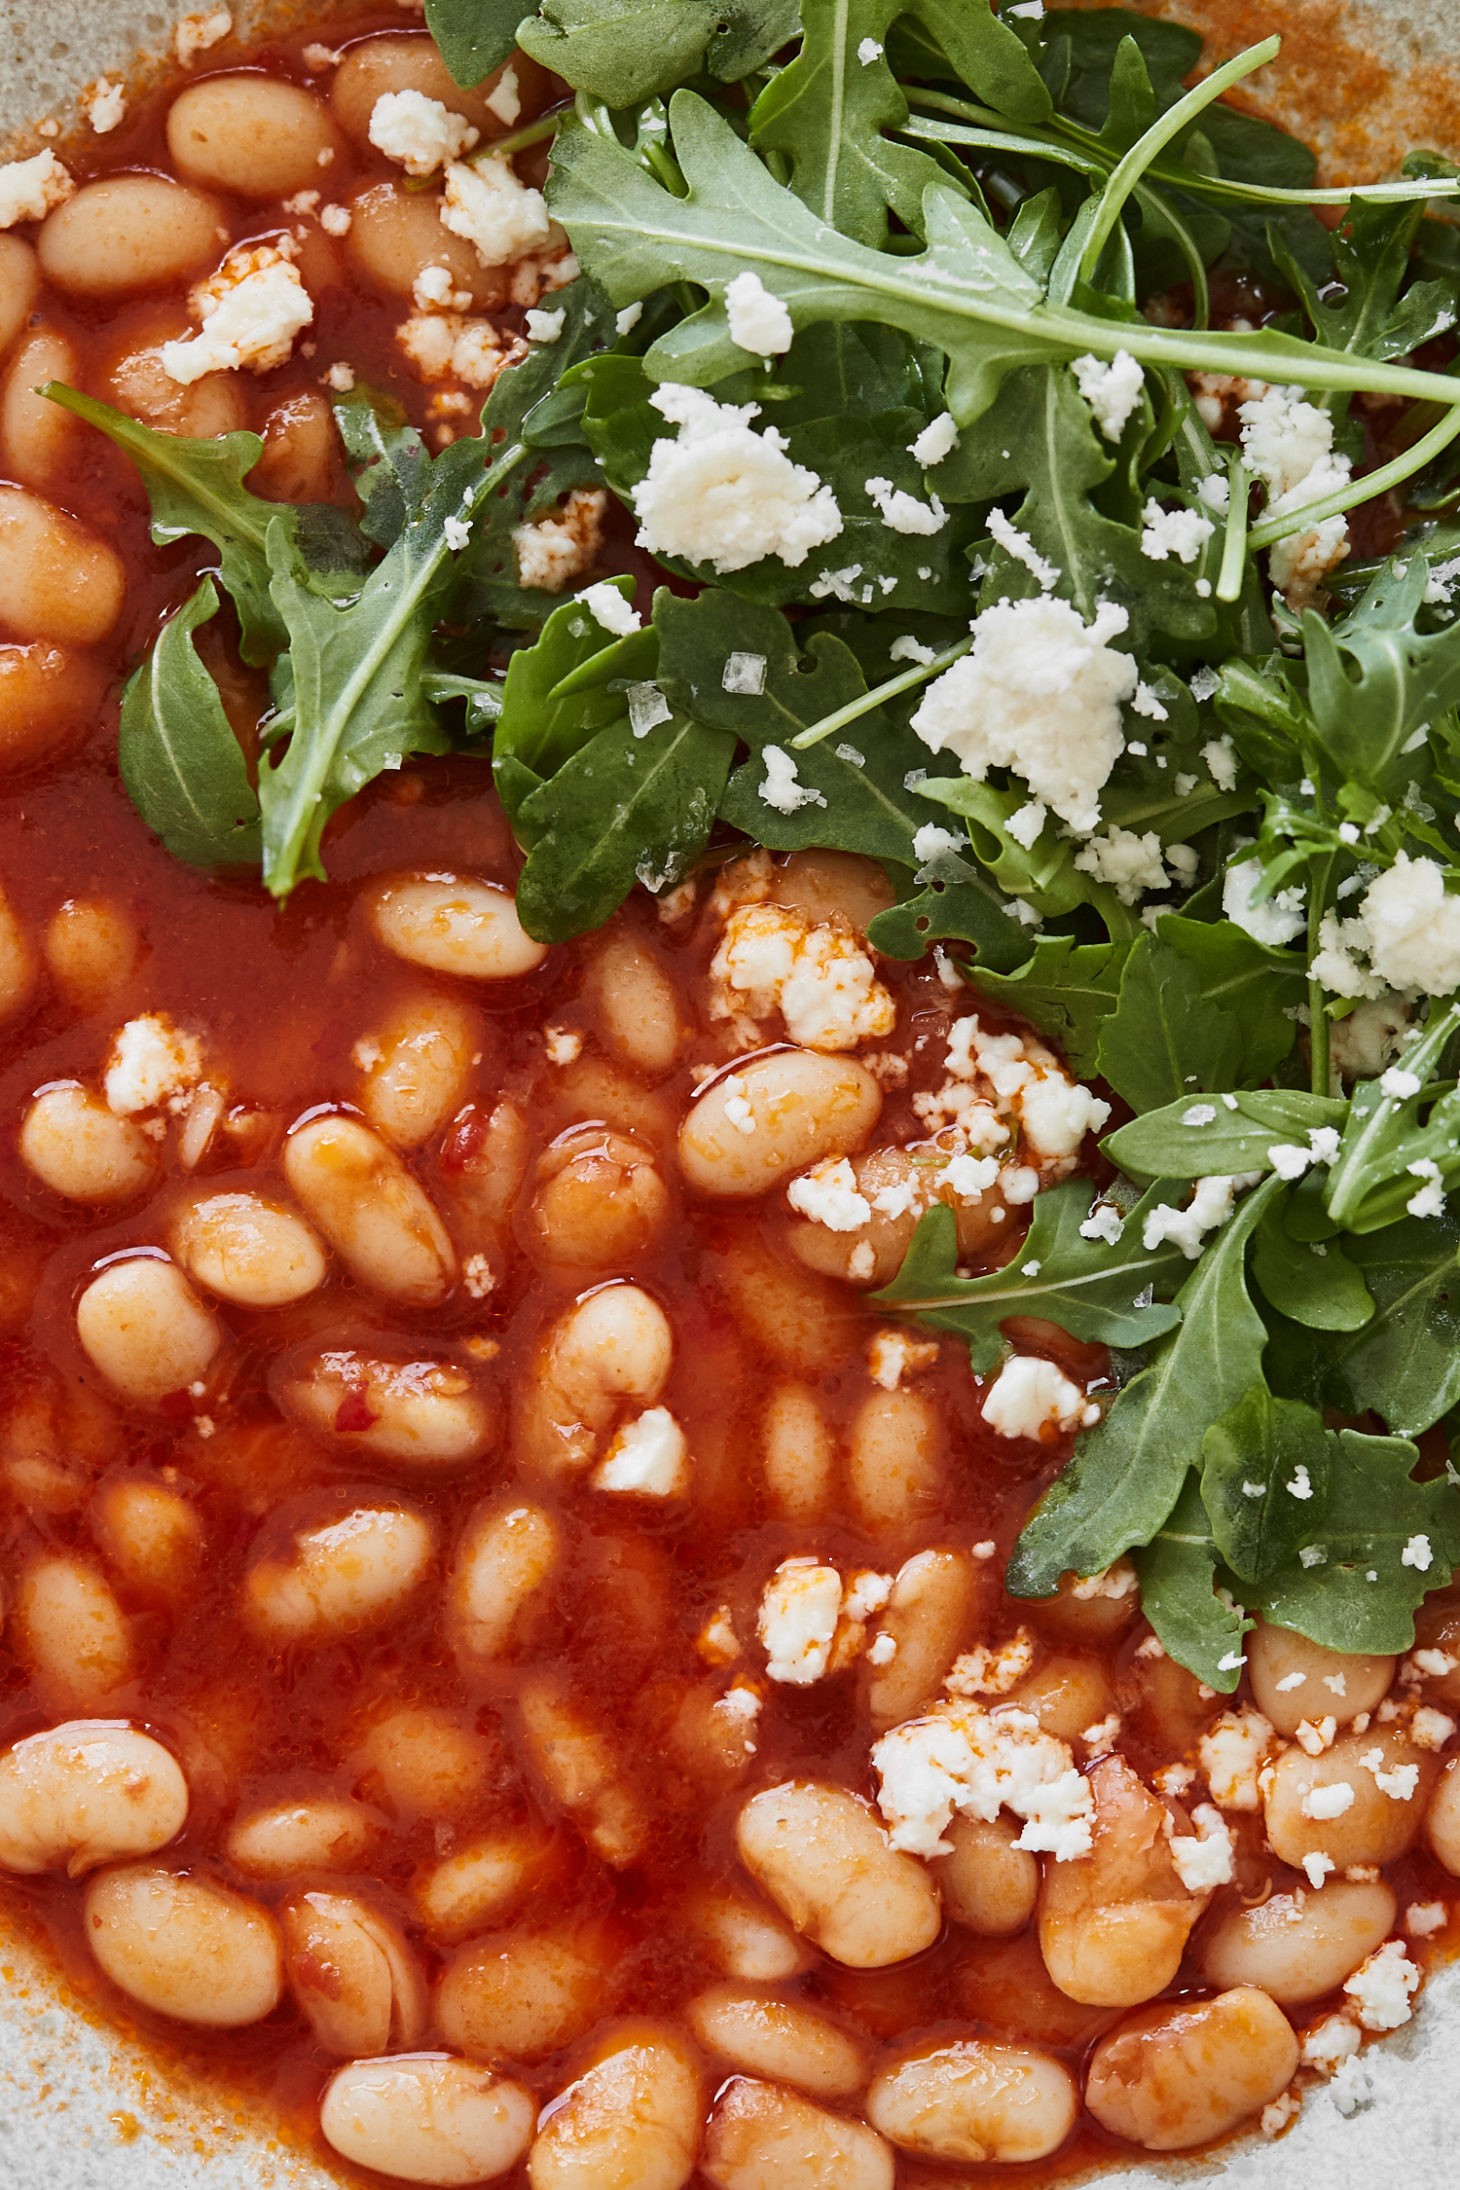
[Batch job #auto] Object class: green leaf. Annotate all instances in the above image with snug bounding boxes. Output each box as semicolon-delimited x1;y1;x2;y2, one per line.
1202;1385;1333;1585
1326;1213;1460;1436
117;578;261;870
708;0;801;81
1094;933;1245;1111
1134;1469;1250;1691
515;706;735;940
875;1182;1185;1373
1106;1087;1348;1183
519;0;722;104
1150;911;1303;1084
866;869;1034;976
492;580;657;824
1251;1196;1374;1333
1008;1175;1281;1597
424;0;526;83
1302;552;1460;796
1323;1003;1460;1234
973;934;1130;1077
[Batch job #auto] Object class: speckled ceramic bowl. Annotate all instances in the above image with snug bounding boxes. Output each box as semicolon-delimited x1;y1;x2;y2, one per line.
0;1;1457;2182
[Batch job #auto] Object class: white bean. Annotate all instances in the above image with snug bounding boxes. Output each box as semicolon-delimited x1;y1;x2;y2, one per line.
411;1825;562;1945
516;1285;672;1482
866;2038;1079;2164
171;1190;327;1308
283;1113;456;1304
243;1503;435;1644
689;1887;813;1982
0;646;105;774
355;1706;498;1820
75;1256;222;1406
0;1722;187;1877
276;1345;494;1467
358;992;481;1148
735;1781;941;1969
584;932;683;1079
1;328;80;492
252;390;341;503
438;1924;614;2062
447;1498;559;1672
15;1553;137;1708
0;485;126;646
0;233;40;359
687;1985;866;2099
0;878;33;1023
1201;1877;1396;2002
702;2077;894;2190
933;1813;1039;1937
1084;1986;1300;2152
103;308;248;438
1429;1755;1460;1873
866;1550;976;1734
1037;1754;1205;2007
679;1050;882;1198
1264;1725;1434;1871
347;181;505;310
320;2054;534;2186
84;1864;283;2026
527;1128;670;1271
89;1474;203;1601
37;176;225;298
283;1891;427;2056
331;33;518;143
167;76;341;199
528;2026;702;2190
846;1387;944;1537
43;898;141;1009
1247;1619;1394;1736
225;1795;381;1879
367;873;548;978
761;1382;836;1521
518;1674;649;1868
20;1084;156;1204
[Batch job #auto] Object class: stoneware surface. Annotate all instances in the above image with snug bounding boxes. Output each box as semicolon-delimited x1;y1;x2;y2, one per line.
0;0;1457;2182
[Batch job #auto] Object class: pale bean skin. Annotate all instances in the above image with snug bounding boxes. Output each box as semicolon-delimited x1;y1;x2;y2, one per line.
1029;1563;1140;1648
715;1238;852;1379
687;1985;866;2099
331;32;520;142
735;1782;942;1970
527;1128;670;1270
283;1891;428;2056
690;1888;813;1981
439;1097;529;1248
543;1056;674;1150
1429;1756;1460;1873
20;1084;157;1204
1038;1755;1205;2007
439;1925;613;2063
283;1114;456;1305
516;1286;672;1482
1084;1986;1300;2152
368;873;549;977
846;1387;944;1536
347;183;506;311
1247;1619;1394;1736
89;1474;204;1601
702;2077;894;2190
766;849;896;933
84;1864;283;2027
278;1346;494;1468
252;390;341;504
584;933;683;1079
37;176;225;297
932;1813;1039;1937
171;1190;328;1308
447;1498;559;1672
243;1503;435;1645
866;1551;976;1733
44;898;142;1010
75;1257;221;1406
355;1706;498;1821
102;307;248;437
413;1826;562;1945
679;1049;882;1198
1201;1877;1396;2002
0;233;40;359
0;1723;187;1877
518;1674;649;1868
358;993;481;1149
866;2039;1078;2165
528;2026;702;2190
788;1144;1008;1290
0;880;34;1027
1264;1726;1435;1871
323;2056;534;2186
167;75;342;198
0;486;126;646
1007;1655;1115;1746
1;328;80;492
761;1382;836;1521
0;646;106;773
225;1795;382;1879
15;1554;138;1709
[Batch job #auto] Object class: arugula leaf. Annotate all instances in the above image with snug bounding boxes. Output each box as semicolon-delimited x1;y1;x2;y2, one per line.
973;935;1129;1077
708;0;801;81
1202;1385;1333;1585
1302;553;1460;796
866;864;1034;975
1106;1087;1348;1182
424;0;526;84
1134;1469;1250;1691
1149;912;1304;1083
117;578;261;870
1324;1003;1460;1234
1094;933;1244;1111
1325;1213;1460;1436
520;0;724;105
492;580;657;824
1008;1176;1281;1597
1251;1196;1374;1333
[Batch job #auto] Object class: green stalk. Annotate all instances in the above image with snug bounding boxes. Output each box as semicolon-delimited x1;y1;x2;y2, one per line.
789;637;973;751
469;107;567;162
1306;853;1335;1096
1248;400;1460;548
1216;446;1250;602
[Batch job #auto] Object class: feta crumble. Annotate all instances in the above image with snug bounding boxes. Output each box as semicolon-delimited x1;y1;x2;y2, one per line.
1223;853;1306;946
162;243;312;383
910;412;959;466
710;899;894;1051
981;1355;1088;1440
1343;1938;1420;2031
1140;500;1215;564
104;1015;204;1116
786;1157;872;1232
440;158;550;267
757;1559;844;1685
1301;1779;1354;1820
1070;348;1145;440
1199;1707;1273;1810
578;580;639;637
83;79;127;134
866;476;948;535
1142;1173;1249;1259
368;89;478;175
724;269;794;356
0;149;74;229
759;745;826;815
512;488;607;592
1239;382;1353;605
1166;1802;1236;1891
525;305;566;343
871;1703;1093;1859
632;385;844;573
1401;1532;1434;1572
485;64;522;126
614;300;643;337
592;1406;689;1496
1073;825;1172;906
867;1329;939;1390
175;8;232;63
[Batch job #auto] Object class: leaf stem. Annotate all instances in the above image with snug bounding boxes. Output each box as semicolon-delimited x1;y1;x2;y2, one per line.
1248;398;1460;548
1216;446;1249;602
470;106;568;162
789;637;972;751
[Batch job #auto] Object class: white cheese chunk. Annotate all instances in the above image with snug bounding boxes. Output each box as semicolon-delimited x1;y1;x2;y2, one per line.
104;1015;205;1116
757;1559;844;1685
592;1406;688;1497
632;384;844;574
162;244;312;383
0;149;74;228
981;1355;1088;1440
440;157;550;267
725;269;794;356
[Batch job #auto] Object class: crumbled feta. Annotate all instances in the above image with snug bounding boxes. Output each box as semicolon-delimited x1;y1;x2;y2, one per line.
909;411;959;467
324;361;355;391
1142;1173;1249;1260
525;305;566;343
512;488;607;591
1240;383;1353;604
1302;2013;1361;2071
1359;1747;1420;1802
370;89;479;174
543;1025;581;1065
1140;499;1214;564
1166;1802;1235;1891
162;244;312;383
104;1015;204;1116
1401;1532;1434;1571
986;508;1059;590
1079;1202;1124;1246
1326;2050;1374;2114
871;1703;1094;1859
1197;472;1231;514
83;79;127;134
722;650;766;695
1343;1939;1420;2031
1302;1779;1355;1820
1223;853;1306;946
1199;1707;1273;1810
461;1251;495;1298
1409;1705;1456;1750
945;1629;1036;1698
1260;2091;1301;2138
758;1559;844;1684
724;269;794;356
485;64;521;126
632;385;844;573
710;899;894;1052
720;1075;756;1135
1303;1852;1337;1887
698;1606;740;1666
867;1329;939;1391
1407;1899;1448;1935
857;34;883;61
615;301;643;337
1070;348;1145;440
442;515;471;552
787;1157;872;1232
1361;853;1460;996
866;475;947;535
440;157;550;267
868;1631;897;1665
755;745;822;815
0;149;74;228
1071;1561;1138;1602
593;1406;688;1496
889;634;938;666
175;8;232;63
1073;825;1171;905
578;580;639;637
981;1355;1088;1440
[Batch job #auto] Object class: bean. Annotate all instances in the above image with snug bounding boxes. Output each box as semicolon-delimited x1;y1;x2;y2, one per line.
105;317;247;437
516;1286;672;1482
355;1706;499;1820
367;872;548;978
680;1049;882;1198
528;2026;702;2190
688;1984;866;2099
283;1890;427;2057
85;1864;283;2026
225;1794;382;1878
20;1085;156;1204
1429;1755;1460;1873
1;328;80;492
1247;1619;1394;1736
0;233;40;359
866;1551;977;1734
583;933;683;1079
252;390;342;504
760;1381;836;1521
702;2077;893;2190
1201;1876;1396;2001
347;182;504;311
167;75;341;199
953;1928;1120;2050
358;992;481;1148
1007;1655;1115;1745
75;1257;221;1406
44;898;141;1009
866;2037;1078;2165
331;33;527;144
15;1554;137;1709
89;1474;204;1601
0;646;106;774
243;1502;435;1644
412;1824;564;1944
0;485;126;646
1084;1986;1300;2152
528;1127;670;1271
543;1056;674;1149
518;1674;649;1868
766;849;896;932
932;1813;1039;1937
1029;1562;1140;1648
322;2055;534;2186
447;1498;559;1672
37;176;225;297
1264;1725;1435;1872
1038;1754;1204;2007
715;1238;853;1378
846;1387;944;1537
0;1722;187;1877
0;880;34;1026
690;1887;813;1982
439;1924;614;2063
736;1781;941;1969
277;1345;494;1467
172;1190;327;1308
439;1096;528;1246
282;1113;456;1305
